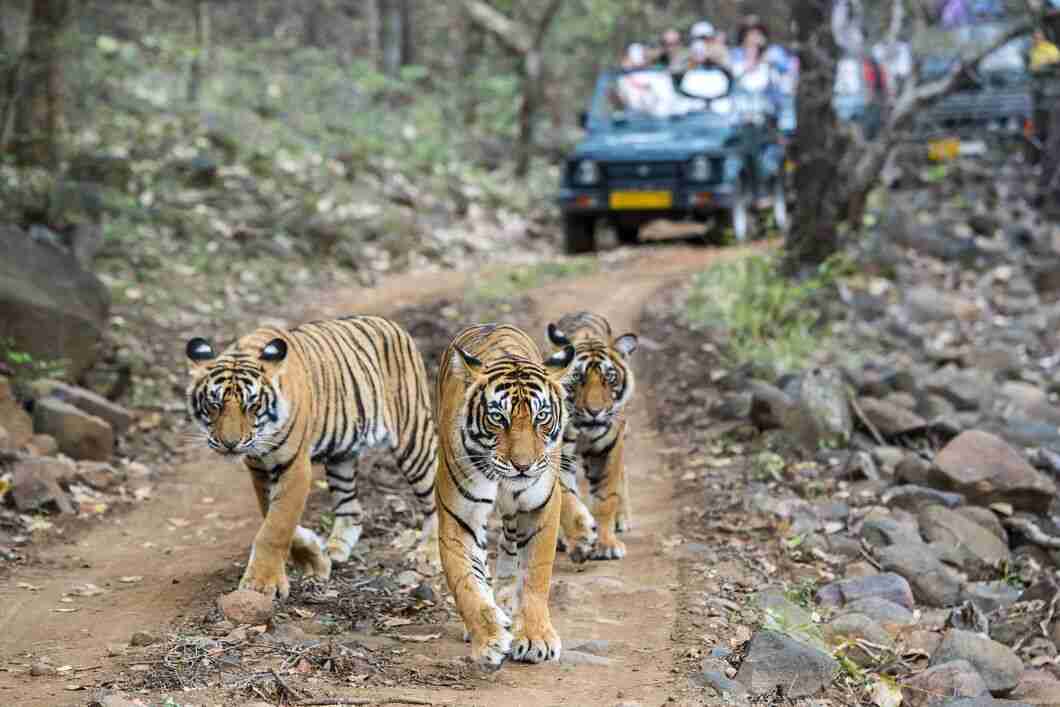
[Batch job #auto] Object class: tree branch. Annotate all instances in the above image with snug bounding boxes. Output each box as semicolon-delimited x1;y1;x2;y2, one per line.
532;0;563;47
460;0;531;55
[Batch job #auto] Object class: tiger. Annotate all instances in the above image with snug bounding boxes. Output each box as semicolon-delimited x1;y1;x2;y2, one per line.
435;323;575;671
546;311;638;561
184;315;438;600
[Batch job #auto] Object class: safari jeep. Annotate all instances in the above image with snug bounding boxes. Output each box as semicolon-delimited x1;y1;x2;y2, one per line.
557;66;788;254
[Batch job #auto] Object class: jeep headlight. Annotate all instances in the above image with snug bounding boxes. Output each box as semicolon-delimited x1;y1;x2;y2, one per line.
687;155;711;181
573;159;599;185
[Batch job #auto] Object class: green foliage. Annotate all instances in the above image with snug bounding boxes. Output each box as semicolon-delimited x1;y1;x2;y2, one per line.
470;258;598;303
2;339;66;386
683;255;848;375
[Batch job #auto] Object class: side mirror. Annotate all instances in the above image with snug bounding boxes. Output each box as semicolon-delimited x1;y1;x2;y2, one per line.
578;110;589;129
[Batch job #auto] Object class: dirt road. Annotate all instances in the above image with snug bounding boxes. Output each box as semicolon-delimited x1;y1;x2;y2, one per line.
0;243;765;707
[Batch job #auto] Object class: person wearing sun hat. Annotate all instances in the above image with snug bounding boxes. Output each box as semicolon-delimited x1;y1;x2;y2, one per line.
689;19;730;68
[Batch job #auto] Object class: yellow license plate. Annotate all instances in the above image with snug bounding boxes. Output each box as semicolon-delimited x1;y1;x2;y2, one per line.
609;190;672;210
928;138;960;162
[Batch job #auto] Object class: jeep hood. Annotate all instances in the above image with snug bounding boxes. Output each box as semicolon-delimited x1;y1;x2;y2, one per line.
572;123;733;161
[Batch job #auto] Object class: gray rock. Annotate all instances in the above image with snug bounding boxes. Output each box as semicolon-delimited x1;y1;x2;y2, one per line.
960;582;1022;615
924;366;988;412
861;513;923;549
873;445;908;471
129;630;157;647
933;430;1056;513
859;397;928;437
796;367;853;446
940;699;1032;706
902;659;990;707
29;379;134;434
755;589;826;650
734;630;838;698
883;485;965;513
816;572;915;611
956;507;1007;545
1008;669;1060;705
878;544;963;608
559;650;611;666
919;393;959;420
896;455;937;485
919;505;1010;569
697;657;750;699
905;286;974;324
997;418;1060;450
930;629;1023;695
840;597;916;632
0;223;110;379
998;382;1060;426
10;457;75;514
824;613;893;666
32;397;114;461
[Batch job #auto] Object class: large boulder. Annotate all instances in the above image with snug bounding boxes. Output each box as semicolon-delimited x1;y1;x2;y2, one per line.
734;630;838;698
930;630;1023;696
30;380;133;434
0;377;33;449
32;397;113;461
918;505;1010;569
795;367;853;446
10;457;76;514
902;660;990;707
932;430;1056;513
0;224;109;379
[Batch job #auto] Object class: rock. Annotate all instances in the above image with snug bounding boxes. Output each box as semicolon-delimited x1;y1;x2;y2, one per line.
997;418;1060;450
884;391;919;410
411;582;435;602
29;380;134;434
218;589;274;625
923;366;988;412
10;457;75;514
883;485;965;513
873;445;907;471
940;699;1032;706
878;544;963;608
32;397;113;461
902;660;990;707
698;667;749;699
905;286;973;324
816;573;915;611
933;430;1056;513
755;588;825;650
919;506;1010;569
25;433;57;456
897;455;937;485
999;382;1060;427
957;507;1007;545
560;650;611;666
859;397;928;437
0;424;8;452
0;378;33;449
129;630;157;647
904;629;943;658
919;394;958;420
734;630;838;698
930;629;1023;695
106;643;126;657
960;582;1022;615
845;561;878;579
0;223;110;379
824;613;894;666
75;461;124;491
796;367;853;447
29;661;56;677
860;513;923;548
968;345;1021;375
67;151;133;189
840;597;916;635
1008;669;1060;704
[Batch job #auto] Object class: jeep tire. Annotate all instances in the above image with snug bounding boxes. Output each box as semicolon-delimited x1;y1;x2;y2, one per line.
564;214;596;254
615;224;640;246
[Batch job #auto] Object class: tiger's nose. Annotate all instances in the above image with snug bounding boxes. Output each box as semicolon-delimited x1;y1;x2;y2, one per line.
222;439;238;451
512;460;531;473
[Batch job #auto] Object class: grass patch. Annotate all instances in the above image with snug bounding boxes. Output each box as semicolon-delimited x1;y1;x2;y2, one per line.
683;255;845;376
469;257;598;303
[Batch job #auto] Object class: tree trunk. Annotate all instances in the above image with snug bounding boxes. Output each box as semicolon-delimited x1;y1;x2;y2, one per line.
364;0;380;66
785;0;845;274
380;0;403;77
186;0;209;104
399;0;413;67
304;0;332;48
1039;11;1060;219
458;8;483;126
515;50;542;177
10;0;71;167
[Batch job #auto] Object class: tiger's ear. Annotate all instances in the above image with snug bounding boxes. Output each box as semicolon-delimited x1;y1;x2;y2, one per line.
186;337;216;372
547;322;571;348
260;338;287;363
454;346;483;379
613;333;638;357
544;344;575;381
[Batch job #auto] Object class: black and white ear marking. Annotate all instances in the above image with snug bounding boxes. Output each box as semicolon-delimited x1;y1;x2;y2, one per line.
455;346;483;375
614;333;638;357
545;344;575;370
260;338;288;362
186;337;216;362
547;322;571;347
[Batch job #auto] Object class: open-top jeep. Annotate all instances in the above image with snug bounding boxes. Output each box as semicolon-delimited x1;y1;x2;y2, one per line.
557;66;788;254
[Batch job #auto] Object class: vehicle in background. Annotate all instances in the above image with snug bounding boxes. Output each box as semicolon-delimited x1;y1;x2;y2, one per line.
556;66;788;254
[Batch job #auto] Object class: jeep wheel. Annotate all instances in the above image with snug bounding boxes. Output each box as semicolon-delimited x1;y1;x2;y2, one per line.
615;224;640;246
564;214;596;254
732;180;751;243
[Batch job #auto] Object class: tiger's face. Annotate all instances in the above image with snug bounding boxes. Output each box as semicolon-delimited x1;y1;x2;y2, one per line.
549;325;637;430
455;346;574;481
185;336;291;457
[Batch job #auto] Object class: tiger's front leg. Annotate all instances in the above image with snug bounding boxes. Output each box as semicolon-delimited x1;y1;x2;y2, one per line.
586;422;628;561
437;470;511;671
508;474;562;663
558;443;596;563
242;455;312;599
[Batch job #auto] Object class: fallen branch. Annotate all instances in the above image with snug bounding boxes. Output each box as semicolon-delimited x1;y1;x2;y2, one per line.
293;698;434;706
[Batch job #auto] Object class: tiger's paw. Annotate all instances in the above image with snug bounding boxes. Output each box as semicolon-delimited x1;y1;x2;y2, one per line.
470;627;513;672
239;563;290;600
568;538;597;564
555;535;568;552
290;526;332;583
591;536;626;561
511;623;561;664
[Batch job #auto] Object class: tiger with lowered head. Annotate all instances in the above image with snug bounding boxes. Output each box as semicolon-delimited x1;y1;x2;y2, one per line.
185;316;438;600
547;311;637;562
435;323;575;671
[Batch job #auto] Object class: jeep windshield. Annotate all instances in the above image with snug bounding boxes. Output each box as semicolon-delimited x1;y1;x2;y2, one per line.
918;21;1029;81
596;68;732;125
